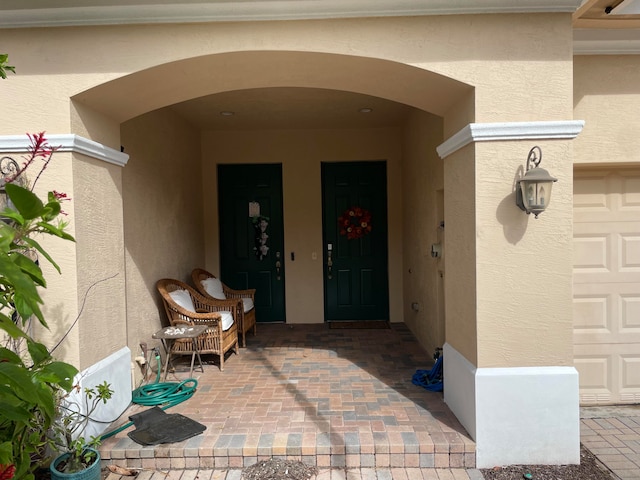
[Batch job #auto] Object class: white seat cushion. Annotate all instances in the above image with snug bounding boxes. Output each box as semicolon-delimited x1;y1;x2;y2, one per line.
242;297;254;313
168;289;195;312
201;277;226;299
220;311;234;331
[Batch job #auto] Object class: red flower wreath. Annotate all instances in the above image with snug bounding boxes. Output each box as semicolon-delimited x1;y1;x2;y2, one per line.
338;206;372;240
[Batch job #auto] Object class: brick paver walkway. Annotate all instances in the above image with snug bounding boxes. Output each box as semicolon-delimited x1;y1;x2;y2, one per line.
100;323;475;471
100;323;640;480
580;405;640;480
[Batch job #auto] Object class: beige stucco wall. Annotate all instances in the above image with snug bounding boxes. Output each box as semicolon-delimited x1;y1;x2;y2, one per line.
0;11;577;368
574;55;640;167
2;13;565;129
201;127;404;324
32;150;81;366
475;140;575;368
72;156;127;369
443;144;478;364
121;108;204;360
401;110;446;356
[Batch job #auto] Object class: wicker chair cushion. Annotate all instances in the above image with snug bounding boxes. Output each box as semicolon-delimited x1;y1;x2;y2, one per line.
220;311;234;331
242;297;254;313
169;289;196;312
201;277;226;299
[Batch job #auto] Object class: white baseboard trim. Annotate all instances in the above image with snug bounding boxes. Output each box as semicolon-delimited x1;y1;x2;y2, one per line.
443;343;580;468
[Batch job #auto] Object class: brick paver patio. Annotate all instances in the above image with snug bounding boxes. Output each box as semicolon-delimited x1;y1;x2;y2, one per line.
100;323;475;471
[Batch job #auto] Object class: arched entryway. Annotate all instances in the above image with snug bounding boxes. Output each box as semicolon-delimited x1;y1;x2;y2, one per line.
71;50;472;365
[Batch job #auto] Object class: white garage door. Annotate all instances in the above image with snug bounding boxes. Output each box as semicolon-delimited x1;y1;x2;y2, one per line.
573;169;640;405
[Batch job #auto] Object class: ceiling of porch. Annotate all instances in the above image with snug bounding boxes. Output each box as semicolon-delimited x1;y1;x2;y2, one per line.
168;88;417;131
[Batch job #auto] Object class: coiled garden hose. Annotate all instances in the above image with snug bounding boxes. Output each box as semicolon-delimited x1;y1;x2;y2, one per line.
100;349;198;440
131;378;197;407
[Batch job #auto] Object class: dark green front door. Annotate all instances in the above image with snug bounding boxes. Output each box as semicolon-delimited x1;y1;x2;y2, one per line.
322;161;389;321
218;164;285;323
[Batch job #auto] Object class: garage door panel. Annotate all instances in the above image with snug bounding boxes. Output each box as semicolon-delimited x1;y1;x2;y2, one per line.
575;170;640;222
620;234;640;272
620;354;640;395
574;227;640;283
574;169;640;405
574;344;640;405
574;285;640;343
621;294;640;332
573;233;609;273
574;346;613;404
573;173;610;210
620;171;640;211
573;293;610;337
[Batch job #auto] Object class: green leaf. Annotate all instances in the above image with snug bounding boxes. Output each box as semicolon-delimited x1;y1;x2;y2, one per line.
0;441;13;468
0;223;16;251
32;381;56;425
5;183;44;220
13;291;45;327
41;201;61;222
27;340;51;366
22;236;61;274
13;251;46;287
0;208;25;225
41;361;78;391
36;221;76;241
0;252;46;325
0;363;40;400
0;313;28;340
0;400;32;422
0;346;24;364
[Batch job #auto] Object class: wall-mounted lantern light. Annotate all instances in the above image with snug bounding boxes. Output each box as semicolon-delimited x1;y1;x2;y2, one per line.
515;146;557;219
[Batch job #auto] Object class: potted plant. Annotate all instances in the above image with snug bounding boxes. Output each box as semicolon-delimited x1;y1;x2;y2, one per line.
48;381;113;480
0;126;80;480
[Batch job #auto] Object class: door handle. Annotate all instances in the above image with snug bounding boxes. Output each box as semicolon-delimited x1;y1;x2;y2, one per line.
275;251;281;280
327;244;333;280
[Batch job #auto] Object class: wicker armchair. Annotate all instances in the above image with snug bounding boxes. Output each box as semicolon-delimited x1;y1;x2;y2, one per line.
156;278;239;371
191;268;257;347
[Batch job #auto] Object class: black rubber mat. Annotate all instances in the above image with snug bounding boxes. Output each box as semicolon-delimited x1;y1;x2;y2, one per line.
127;406;206;446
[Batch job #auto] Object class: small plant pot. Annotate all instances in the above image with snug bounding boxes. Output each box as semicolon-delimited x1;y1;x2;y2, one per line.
50;448;101;480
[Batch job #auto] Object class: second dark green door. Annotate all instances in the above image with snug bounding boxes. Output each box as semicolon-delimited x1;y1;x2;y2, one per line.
321;161;390;321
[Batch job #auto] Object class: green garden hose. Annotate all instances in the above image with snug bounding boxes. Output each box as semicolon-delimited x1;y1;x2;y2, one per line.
131;378;197;408
100;351;198;440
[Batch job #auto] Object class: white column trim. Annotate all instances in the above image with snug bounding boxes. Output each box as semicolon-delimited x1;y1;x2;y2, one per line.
0;134;129;167
436;120;585;159
443;343;581;468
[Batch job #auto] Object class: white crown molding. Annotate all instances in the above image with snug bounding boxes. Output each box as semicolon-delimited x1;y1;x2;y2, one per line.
0;1;582;28
436;120;585;159
0;134;129;167
573;29;640;55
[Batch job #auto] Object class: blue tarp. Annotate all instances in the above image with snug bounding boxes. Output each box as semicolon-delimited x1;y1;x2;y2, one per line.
412;355;443;392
